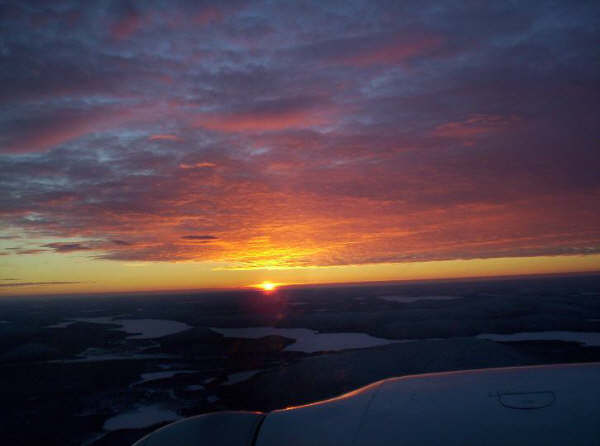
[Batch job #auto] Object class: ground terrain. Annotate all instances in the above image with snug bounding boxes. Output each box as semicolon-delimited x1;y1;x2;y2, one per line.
1;274;599;445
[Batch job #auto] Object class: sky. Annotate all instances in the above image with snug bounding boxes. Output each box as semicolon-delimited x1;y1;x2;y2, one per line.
1;0;599;296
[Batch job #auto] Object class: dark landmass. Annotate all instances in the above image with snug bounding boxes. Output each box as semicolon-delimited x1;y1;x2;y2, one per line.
1;274;599;445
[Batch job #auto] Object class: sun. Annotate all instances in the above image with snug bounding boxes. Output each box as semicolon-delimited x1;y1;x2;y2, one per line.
258;281;277;292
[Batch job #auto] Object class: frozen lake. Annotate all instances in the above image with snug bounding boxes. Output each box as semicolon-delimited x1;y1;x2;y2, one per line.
103;404;180;431
223;369;262;385
378;295;462;303
50;352;174;364
210;327;399;353
132;370;198;386
48;317;192;339
477;331;600;347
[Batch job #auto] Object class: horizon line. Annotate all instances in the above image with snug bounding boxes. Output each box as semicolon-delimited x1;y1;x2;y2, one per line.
2;269;598;300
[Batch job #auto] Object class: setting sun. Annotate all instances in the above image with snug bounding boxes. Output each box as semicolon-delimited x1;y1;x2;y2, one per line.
258;281;277;292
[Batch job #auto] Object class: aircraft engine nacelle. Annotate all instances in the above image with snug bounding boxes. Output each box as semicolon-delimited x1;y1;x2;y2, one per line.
133;362;600;446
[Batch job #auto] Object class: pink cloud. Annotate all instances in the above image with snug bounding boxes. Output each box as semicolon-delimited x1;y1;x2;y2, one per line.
432;114;519;144
194;106;336;133
111;10;144;40
192;7;223;25
339;34;442;67
148;134;183;142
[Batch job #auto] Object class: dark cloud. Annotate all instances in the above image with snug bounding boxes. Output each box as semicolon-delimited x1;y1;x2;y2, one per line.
181;235;218;240
1;106;138;153
43;243;93;253
14;249;47;255
0;281;83;288
111;239;132;246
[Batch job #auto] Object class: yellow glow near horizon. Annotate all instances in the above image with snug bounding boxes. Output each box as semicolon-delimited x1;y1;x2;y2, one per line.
257;281;277;291
0;251;599;296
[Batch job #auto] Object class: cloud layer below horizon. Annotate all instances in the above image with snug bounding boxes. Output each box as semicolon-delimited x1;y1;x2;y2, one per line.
1;0;599;271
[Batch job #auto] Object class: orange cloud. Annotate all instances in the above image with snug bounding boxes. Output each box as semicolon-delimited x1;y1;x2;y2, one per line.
179;162;216;169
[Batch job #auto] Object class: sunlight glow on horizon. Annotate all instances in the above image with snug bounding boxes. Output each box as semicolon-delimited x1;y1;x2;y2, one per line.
1;252;599;297
256;281;278;292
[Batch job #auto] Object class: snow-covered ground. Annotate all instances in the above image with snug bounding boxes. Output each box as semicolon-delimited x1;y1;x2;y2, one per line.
50;353;174;364
131;370;198;386
103;405;180;431
378;295;462;303
46;321;75;328
223;370;262;385
477;331;600;347
47;317;191;339
210;327;400;353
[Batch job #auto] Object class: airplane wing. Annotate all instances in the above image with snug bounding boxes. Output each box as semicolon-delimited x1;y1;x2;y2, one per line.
132;362;600;445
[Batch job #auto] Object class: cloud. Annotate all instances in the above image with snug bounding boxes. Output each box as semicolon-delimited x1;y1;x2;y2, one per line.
179;162;216;169
181;235;218;240
110;3;144;40
1;106;137;154
0;0;598;271
111;240;132;246
191;6;223;25
148;134;183;142
0;281;83;288
336;34;443;67
13;249;47;255
194;97;336;132
43;243;93;253
432;114;519;144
